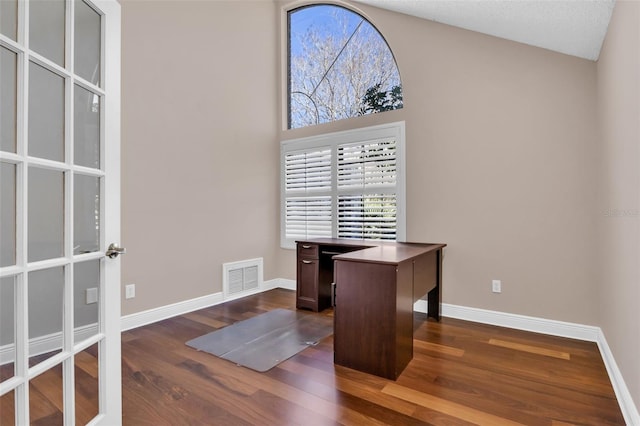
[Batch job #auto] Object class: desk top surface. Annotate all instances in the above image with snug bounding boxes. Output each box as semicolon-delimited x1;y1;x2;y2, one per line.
296;238;446;265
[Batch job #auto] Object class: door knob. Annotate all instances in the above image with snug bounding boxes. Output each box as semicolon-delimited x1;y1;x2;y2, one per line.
106;243;126;259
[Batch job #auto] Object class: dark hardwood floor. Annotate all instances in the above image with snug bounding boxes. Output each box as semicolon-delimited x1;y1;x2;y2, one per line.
0;288;624;425
0;344;99;426
120;289;624;426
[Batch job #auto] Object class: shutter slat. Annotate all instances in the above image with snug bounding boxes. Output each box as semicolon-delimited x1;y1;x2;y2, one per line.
283;135;399;243
337;140;396;190
285;148;331;192
285;195;332;239
337;193;397;240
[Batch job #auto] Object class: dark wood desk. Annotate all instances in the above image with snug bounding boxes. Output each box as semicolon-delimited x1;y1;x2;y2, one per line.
295;238;446;380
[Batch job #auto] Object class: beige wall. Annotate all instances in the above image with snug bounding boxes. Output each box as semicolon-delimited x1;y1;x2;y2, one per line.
120;0;636;411
277;1;600;325
597;0;640;411
118;0;625;341
121;0;278;315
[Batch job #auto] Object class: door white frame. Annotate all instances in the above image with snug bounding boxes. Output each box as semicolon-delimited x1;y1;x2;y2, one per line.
96;0;122;424
0;0;121;424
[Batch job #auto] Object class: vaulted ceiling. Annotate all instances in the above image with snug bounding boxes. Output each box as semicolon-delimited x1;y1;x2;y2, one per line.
355;0;616;61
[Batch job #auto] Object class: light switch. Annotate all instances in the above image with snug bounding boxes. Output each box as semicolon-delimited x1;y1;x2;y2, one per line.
125;284;135;299
86;287;98;304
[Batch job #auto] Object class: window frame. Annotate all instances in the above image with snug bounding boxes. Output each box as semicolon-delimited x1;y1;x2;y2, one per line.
280;121;406;249
285;2;403;130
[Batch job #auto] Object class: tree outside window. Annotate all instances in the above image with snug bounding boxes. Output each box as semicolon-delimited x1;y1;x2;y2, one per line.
288;4;403;129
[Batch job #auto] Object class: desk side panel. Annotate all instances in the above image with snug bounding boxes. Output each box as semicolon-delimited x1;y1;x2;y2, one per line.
334;260;398;379
396;260;414;378
413;250;437;302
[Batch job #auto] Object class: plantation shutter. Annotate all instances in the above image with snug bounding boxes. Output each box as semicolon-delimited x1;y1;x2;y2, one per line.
337;140;397;240
280;122;405;249
283;149;332;241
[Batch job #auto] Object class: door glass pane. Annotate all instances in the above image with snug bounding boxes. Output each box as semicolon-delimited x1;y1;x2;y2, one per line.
28;267;64;366
74;174;100;255
29;0;65;67
74;260;99;343
0;276;16;383
0;389;15;425
29;362;64;425
74;86;100;168
28;167;64;262
0;0;17;41
29;62;65;162
1;162;16;267
1;47;17;153
75;0;101;86
75;343;99;424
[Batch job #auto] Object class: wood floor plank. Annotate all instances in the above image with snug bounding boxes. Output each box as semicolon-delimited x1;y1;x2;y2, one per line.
382;382;527;426
269;360;426;424
413;339;465;357
127;336;347;425
108;288;624;425
74;360;99;425
30;365;64;414
29;382;62;424
30;411;63;426
400;354;621;425
75;347;99;378
489;338;571;360
0;388;15;425
280;361;417;417
123;290;624;426
176;348;390;426
411;406;479;426
438;338;615;397
182;311;230;329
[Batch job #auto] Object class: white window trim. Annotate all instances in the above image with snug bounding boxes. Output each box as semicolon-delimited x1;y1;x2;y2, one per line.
280;121;406;249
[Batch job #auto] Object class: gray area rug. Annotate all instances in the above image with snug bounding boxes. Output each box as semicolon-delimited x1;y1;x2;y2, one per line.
186;308;333;372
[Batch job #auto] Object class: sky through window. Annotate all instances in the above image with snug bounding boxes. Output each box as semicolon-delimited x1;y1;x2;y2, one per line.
288;4;403;129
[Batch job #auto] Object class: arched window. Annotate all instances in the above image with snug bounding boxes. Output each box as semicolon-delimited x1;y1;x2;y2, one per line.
288;4;403;129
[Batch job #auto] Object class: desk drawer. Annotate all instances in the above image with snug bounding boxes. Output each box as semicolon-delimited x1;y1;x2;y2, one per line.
297;243;319;258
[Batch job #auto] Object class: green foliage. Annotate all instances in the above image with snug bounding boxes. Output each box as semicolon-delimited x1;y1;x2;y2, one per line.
359;84;403;115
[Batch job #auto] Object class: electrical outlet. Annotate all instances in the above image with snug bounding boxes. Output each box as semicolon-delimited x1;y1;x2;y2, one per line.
492;279;501;293
125;284;136;299
86;287;98;304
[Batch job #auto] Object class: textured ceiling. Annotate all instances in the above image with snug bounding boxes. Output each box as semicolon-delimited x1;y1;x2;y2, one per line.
354;0;616;61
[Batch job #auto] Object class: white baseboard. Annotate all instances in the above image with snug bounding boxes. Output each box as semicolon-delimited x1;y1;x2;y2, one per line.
120;279;293;332
413;300;600;341
597;330;640;426
0;323;98;365
266;278;296;291
121;291;225;331
414;299;638;424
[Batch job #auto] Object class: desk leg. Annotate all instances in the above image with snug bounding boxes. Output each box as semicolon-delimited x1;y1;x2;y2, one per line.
427;249;443;321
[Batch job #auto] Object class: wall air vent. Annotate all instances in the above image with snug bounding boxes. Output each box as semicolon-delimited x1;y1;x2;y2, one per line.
222;258;263;300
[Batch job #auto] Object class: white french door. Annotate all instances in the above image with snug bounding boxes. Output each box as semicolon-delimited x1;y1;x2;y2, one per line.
0;0;121;424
